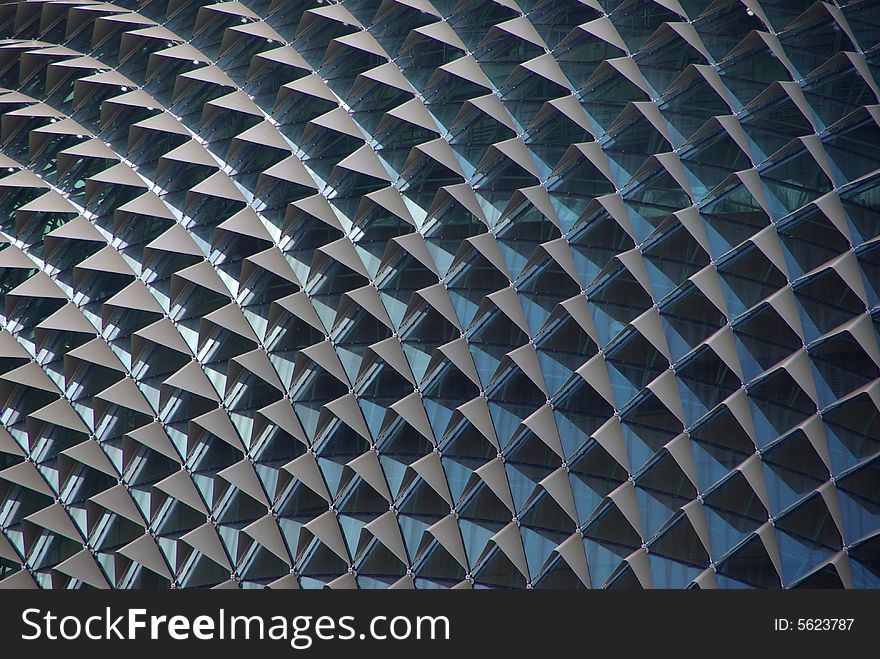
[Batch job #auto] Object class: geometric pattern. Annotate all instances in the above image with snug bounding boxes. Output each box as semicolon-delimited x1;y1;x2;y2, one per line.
0;0;877;590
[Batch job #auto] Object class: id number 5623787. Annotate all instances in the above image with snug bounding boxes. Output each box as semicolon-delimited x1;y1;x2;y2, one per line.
773;618;854;631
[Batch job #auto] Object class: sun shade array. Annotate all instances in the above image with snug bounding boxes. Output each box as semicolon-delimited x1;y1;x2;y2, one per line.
0;0;876;590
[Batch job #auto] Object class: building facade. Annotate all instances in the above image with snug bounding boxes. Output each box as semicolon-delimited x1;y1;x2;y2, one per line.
0;0;877;589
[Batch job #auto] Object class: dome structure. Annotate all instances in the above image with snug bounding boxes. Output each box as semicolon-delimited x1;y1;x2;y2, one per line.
0;0;877;589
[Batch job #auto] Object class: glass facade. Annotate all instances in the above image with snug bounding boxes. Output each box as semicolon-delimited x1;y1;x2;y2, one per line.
0;0;876;589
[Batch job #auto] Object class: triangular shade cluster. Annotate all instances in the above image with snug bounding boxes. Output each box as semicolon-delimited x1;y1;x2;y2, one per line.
0;0;877;590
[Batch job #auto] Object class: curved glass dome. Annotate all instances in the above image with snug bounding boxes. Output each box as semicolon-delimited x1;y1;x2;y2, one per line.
0;0;877;589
